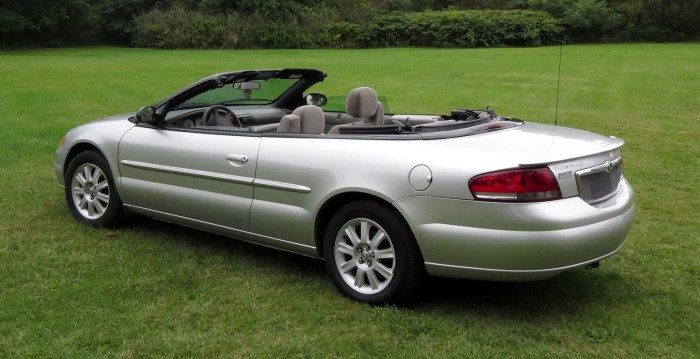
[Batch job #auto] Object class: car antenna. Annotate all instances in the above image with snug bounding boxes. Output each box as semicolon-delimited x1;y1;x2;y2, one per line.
554;44;563;126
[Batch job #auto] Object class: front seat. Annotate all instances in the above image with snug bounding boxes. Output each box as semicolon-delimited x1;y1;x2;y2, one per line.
328;87;384;134
277;105;325;134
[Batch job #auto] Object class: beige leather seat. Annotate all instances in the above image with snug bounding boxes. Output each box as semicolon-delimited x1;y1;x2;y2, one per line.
328;87;384;134
276;105;324;134
276;114;300;133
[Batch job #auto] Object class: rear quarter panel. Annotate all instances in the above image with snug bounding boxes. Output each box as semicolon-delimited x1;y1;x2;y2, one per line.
250;133;519;248
250;123;627;255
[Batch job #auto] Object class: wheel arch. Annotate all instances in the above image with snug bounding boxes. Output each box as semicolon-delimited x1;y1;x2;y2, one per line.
63;142;123;197
64;142;103;174
314;192;423;261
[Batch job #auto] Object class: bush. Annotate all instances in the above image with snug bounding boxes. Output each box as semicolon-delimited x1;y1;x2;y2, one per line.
133;5;334;49
132;6;229;48
132;7;562;49
529;0;623;41
327;10;564;48
616;0;700;41
1;0;103;48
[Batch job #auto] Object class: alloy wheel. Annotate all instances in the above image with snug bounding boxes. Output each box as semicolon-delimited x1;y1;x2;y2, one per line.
70;163;110;220
333;218;396;295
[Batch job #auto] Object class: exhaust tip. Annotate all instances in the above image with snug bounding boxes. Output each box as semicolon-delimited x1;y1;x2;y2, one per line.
585;261;600;270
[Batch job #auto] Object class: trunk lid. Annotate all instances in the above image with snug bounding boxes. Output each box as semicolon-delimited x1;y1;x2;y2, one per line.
432;122;625;203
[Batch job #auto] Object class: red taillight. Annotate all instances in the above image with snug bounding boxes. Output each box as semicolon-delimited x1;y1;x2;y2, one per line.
469;167;561;202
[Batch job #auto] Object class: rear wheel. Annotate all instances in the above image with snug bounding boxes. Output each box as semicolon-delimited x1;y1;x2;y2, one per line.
64;151;123;227
324;201;424;304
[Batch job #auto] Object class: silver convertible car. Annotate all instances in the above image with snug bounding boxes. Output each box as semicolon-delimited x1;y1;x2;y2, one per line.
54;68;636;304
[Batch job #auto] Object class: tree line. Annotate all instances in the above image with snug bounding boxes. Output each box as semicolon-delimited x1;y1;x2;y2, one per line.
1;0;698;49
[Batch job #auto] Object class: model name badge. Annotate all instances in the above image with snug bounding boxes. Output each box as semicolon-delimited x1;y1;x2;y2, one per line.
558;171;573;180
552;161;584;171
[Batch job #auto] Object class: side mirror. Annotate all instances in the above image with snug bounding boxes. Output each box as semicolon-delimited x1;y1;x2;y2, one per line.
136;106;157;124
305;93;327;107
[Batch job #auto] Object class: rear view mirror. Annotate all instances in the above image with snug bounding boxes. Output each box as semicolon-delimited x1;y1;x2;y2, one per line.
136;106;157;124
234;81;261;90
305;93;327;106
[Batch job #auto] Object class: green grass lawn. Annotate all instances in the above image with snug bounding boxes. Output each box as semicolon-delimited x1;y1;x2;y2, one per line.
0;44;698;358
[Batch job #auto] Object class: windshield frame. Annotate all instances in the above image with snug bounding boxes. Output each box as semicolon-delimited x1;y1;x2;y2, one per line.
175;77;303;110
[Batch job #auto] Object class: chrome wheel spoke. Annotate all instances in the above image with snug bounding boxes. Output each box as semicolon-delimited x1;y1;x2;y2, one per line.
93;168;104;182
72;186;85;196
87;201;97;217
374;262;393;279
75;173;87;186
354;268;366;288
339;259;355;273
373;248;394;260
366;269;380;290
368;230;386;249
344;227;361;246
83;165;93;183
94;199;107;214
96;192;110;203
360;220;370;243
77;196;88;210
337;242;355;256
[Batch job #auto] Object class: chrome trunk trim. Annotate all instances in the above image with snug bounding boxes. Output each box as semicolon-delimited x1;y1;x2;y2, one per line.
575;157;623;204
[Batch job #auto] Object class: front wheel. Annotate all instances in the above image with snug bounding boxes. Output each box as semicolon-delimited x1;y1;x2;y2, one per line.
324;201;424;304
64;150;124;227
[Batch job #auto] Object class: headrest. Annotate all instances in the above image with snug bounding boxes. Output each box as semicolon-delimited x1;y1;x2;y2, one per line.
368;101;385;125
292;105;325;134
276;114;300;133
346;87;378;118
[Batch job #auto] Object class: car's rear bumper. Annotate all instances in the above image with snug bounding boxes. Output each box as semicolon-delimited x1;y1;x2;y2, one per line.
395;178;636;281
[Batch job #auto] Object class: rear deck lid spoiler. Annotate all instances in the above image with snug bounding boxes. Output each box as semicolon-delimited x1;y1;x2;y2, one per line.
518;139;624;167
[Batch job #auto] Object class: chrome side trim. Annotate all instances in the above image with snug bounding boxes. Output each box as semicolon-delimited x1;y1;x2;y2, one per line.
120;160;254;185
253;179;311;193
120;160;311;193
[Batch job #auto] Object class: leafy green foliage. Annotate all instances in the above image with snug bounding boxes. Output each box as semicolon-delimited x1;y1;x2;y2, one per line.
328;10;564;48
450;0;529;9
132;8;562;49
529;0;623;40
132;5;331;49
101;0;170;44
132;6;228;49
0;0;102;47
614;0;700;41
0;0;698;48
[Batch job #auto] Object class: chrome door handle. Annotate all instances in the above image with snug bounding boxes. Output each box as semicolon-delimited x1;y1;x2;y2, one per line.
225;154;249;166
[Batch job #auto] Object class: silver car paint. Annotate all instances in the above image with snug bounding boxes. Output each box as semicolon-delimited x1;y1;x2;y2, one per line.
55;114;635;280
118;126;260;231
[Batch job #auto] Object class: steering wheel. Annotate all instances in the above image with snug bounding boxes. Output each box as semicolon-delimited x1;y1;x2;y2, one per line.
202;105;242;127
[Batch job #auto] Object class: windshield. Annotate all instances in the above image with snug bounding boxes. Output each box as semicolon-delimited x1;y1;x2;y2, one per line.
178;77;300;109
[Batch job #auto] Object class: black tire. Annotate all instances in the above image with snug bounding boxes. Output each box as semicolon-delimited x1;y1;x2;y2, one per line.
64;150;124;227
323;200;424;304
